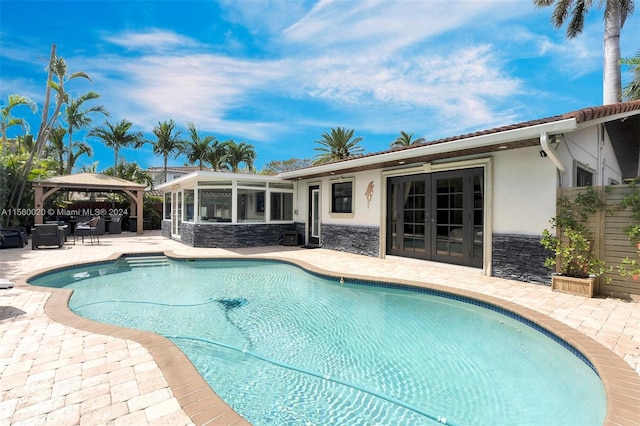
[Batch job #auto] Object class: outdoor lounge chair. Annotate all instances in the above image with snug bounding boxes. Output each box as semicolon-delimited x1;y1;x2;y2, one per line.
75;217;100;244
108;215;122;234
31;224;65;249
0;225;28;248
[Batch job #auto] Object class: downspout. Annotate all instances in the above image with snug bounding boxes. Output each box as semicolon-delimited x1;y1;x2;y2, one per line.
540;132;565;173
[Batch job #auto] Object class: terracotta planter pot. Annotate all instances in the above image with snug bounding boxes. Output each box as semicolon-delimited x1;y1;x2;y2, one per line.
551;275;596;297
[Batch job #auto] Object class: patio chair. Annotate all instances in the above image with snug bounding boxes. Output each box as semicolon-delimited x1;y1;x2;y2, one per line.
75;217;100;244
31;224;65;250
108;215;122;234
0;224;28;248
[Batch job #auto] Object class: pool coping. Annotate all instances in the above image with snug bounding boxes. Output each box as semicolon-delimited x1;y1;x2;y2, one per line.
17;250;640;426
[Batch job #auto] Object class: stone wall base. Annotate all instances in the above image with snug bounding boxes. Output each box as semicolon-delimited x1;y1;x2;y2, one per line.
492;233;552;284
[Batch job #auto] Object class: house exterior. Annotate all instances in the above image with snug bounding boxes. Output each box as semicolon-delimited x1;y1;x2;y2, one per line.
157;101;640;284
148;166;211;187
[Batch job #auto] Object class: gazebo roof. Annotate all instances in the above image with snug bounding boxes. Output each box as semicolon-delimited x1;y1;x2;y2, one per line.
33;173;146;191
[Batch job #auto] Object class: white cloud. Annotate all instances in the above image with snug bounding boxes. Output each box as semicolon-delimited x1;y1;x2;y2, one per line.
102;29;202;51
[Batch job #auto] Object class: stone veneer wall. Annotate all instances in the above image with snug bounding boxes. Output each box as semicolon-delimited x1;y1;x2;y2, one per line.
174;222;296;248
294;222;305;245
492;233;553;284
320;224;379;257
161;220;171;238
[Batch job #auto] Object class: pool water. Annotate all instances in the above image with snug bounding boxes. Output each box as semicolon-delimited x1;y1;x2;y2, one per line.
31;258;606;425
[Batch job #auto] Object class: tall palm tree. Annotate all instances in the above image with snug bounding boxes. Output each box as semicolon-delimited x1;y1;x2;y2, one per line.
390;131;426;148
224;140;256;172
150;119;185;183
185;122;215;170
533;0;634;104
64;91;108;174
313;127;364;165
1;94;37;155
9;48;92;213
89;119;144;176
621;51;640;100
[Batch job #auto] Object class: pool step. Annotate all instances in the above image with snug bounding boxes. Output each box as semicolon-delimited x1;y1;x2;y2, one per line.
121;255;169;268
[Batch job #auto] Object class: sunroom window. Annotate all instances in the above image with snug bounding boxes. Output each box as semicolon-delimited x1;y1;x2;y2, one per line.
271;192;293;221
184;189;194;222
199;189;231;222
237;188;265;222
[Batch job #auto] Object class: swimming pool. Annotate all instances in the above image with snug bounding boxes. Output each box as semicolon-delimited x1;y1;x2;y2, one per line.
30;256;606;425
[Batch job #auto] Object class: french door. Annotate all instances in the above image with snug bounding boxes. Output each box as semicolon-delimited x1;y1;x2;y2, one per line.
387;168;484;268
308;185;320;246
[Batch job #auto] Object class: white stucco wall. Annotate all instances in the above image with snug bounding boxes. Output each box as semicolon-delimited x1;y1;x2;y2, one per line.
292;169;381;226
491;146;558;235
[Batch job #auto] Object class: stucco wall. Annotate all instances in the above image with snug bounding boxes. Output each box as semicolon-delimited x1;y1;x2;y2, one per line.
492;146;558;235
293;169;381;227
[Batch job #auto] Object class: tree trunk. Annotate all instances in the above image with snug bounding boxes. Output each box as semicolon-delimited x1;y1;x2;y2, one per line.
7;44;56;214
603;3;622;104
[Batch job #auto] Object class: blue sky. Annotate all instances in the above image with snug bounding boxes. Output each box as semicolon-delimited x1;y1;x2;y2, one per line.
1;0;638;172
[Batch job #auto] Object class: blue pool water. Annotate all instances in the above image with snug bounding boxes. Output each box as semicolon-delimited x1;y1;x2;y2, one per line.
31;257;606;425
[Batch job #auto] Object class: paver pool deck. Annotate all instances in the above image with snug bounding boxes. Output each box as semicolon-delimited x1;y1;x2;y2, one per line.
1;230;639;425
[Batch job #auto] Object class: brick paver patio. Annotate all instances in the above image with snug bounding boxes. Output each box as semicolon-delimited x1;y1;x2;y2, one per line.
1;230;639;425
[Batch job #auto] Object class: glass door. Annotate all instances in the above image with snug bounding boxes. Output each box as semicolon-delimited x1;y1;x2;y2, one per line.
171;191;182;238
308;185;320;246
386;168;484;268
387;176;430;259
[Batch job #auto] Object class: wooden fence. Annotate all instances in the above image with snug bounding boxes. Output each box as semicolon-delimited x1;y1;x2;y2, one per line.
559;186;640;298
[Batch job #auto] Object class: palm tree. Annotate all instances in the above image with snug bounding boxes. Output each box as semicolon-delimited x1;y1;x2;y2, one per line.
533;0;634;104
150;119;185;183
9;48;92;213
46;127;67;175
89;119;144;176
1;94;37;155
80;162;99;173
224;140;256;172
313;127;364;165
103;160;154;187
185;122;215;170
46;127;93;175
621;51;640;101
207;140;228;171
390;131;426;148
64;91;108;174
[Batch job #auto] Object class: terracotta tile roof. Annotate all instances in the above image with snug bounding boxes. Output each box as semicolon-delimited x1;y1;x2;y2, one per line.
561;100;640;123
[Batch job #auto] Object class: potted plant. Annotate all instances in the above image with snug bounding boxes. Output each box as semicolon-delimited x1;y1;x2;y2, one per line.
540;187;612;297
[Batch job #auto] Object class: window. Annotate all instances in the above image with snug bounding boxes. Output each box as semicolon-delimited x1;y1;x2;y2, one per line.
237;189;265;222
576;165;594;187
199;189;231;222
271;192;293;221
184;189;194;221
164;193;171;220
331;181;353;213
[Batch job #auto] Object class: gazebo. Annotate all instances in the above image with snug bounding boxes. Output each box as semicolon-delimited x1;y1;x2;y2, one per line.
32;173;146;235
